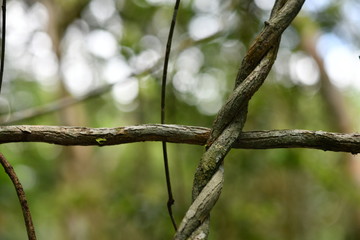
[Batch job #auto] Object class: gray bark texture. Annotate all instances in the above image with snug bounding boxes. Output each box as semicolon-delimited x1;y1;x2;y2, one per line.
1;125;359;154
175;0;306;239
3;0;359;239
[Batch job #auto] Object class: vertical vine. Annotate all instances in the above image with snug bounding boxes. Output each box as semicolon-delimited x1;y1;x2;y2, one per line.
161;0;181;231
0;0;6;93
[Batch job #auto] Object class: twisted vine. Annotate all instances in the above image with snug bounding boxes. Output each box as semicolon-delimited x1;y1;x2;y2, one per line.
174;1;306;239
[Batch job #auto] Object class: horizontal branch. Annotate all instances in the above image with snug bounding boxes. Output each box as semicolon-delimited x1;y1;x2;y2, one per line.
0;124;359;154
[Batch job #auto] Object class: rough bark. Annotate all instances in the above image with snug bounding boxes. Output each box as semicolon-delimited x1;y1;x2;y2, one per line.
174;167;224;240
175;1;306;238
0;124;359;153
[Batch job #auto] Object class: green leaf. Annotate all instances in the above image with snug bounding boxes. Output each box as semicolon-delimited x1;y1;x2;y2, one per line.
96;138;107;145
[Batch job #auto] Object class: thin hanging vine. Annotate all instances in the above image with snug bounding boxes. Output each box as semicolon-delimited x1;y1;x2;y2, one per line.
161;0;181;231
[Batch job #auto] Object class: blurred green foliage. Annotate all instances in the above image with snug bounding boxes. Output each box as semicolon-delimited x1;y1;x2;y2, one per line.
0;0;360;239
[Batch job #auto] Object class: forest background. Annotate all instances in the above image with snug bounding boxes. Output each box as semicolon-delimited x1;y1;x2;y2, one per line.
0;0;360;239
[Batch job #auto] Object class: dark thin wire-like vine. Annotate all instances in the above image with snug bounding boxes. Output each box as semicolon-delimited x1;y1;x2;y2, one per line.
0;0;6;93
161;0;181;231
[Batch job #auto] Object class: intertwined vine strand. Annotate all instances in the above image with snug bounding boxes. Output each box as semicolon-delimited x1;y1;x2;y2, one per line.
174;0;306;239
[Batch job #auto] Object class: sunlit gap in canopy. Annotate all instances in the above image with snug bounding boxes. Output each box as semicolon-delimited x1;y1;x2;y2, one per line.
254;0;331;12
290;52;320;86
88;0;116;24
86;30;118;59
7;1;58;89
193;0;221;14
61;23;95;97
172;47;226;115
61;0;142;107
5;0;141;109
317;33;360;91
256;0;360;92
62;0;124;98
273;49;321;89
188;15;221;41
61;0;153;108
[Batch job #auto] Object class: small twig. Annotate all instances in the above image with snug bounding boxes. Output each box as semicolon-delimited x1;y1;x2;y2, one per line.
0;0;5;93
0;153;37;240
161;0;181;231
